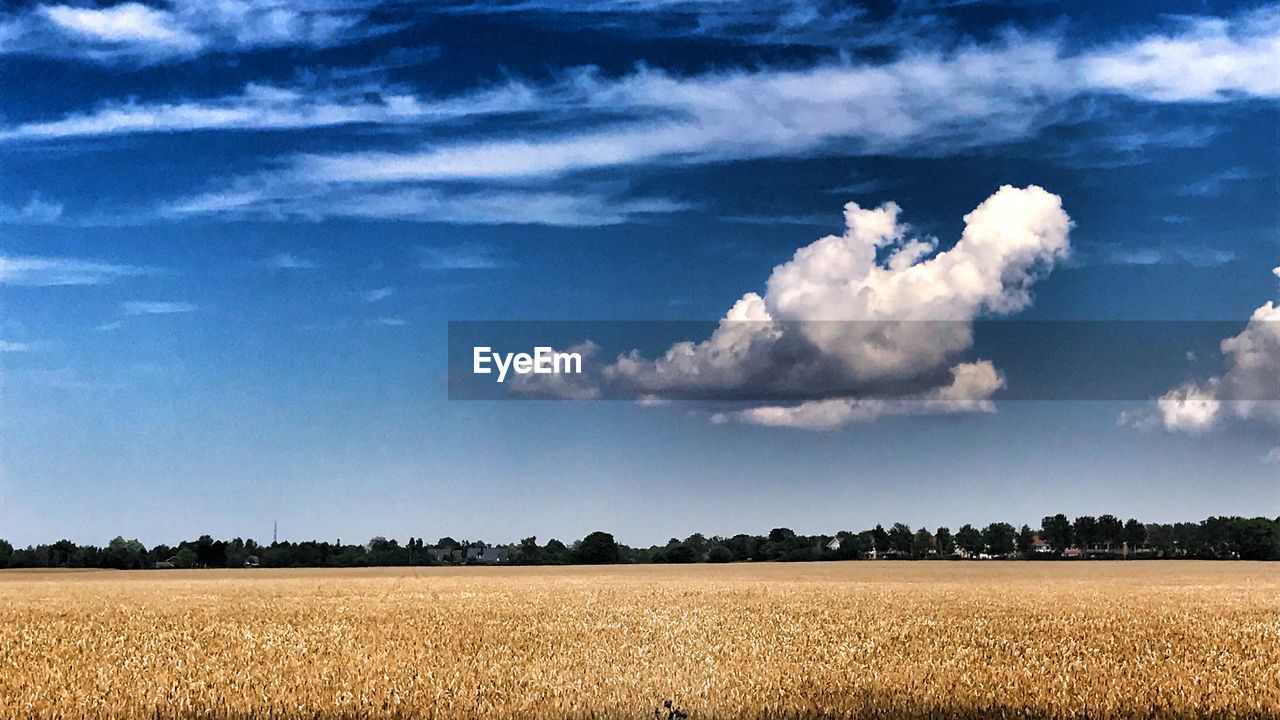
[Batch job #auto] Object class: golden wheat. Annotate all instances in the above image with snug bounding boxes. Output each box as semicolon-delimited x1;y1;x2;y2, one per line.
0;562;1276;719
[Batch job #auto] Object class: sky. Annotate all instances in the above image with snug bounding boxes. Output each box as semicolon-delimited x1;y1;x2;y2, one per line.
0;0;1277;548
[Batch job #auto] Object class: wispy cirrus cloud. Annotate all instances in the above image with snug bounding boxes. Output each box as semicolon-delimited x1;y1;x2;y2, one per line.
0;339;37;353
0;81;543;143
123;301;198;315
0;0;384;63
258;253;319;270
361;287;395;302
0;254;154;286
417;243;511;271
1178;166;1262;197
0;196;64;224
289;9;1278;184
1078;243;1236;268
165;184;688;227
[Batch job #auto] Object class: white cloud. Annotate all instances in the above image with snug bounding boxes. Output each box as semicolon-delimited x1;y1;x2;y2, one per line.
259;253;318;270
0;339;36;353
1078;9;1280;102
366;316;406;327
1083;243;1235;267
166;184;687;226
3;0;380;62
605;185;1069;407
0;196;63;224
1156;265;1280;433
0;82;542;143
361;286;395;302
1262;447;1280;465
1178;167;1260;197
123;301;197;315
520;186;1071;428
42;3;201;50
0;254;151;286
417;244;510;271
711;360;1005;430
278;11;1278;188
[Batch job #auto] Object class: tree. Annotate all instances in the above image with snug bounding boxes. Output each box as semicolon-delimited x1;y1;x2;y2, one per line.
173;547;197;569
1097;515;1124;551
911;528;934;558
1147;523;1175;556
513;536;542;565
1017;525;1035;555
871;524;889;553
1228;517;1280;560
103;537;146;570
1123;519;1146;550
934;527;954;556
888;523;913;554
956;525;983;557
1073;516;1098;550
982;523;1016;557
707;544;733;563
574;531;620;564
1041;514;1073;553
0;538;12;568
768;528;796;544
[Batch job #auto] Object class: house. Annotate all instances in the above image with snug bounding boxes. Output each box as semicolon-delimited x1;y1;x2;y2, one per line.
825;538;842;552
464;546;508;564
154;557;177;569
1062;546;1084;559
1030;534;1052;554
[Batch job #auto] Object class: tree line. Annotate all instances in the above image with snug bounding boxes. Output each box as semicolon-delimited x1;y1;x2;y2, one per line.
1;514;1277;570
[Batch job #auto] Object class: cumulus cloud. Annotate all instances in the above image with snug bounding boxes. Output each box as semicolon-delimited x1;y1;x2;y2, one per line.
517;186;1071;429
710;361;1005;430
1156;265;1280;433
606;186;1068;404
0;254;152;286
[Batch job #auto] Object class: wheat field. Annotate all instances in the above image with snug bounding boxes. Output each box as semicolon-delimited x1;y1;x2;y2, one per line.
0;562;1276;719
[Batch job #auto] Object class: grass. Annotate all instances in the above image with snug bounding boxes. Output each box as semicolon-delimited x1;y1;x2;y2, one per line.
1;562;1276;719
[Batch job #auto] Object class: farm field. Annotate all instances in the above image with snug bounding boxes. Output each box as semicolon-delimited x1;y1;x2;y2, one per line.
0;562;1276;719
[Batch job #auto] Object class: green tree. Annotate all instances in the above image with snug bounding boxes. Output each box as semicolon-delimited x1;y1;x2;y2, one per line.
707;544;733;563
982;523;1017;557
1041;514;1072;553
1147;523;1175;556
911;528;934;558
956;525;983;557
934;527;954;555
173;547;197;568
1016;525;1035;555
1123;519;1146;550
574;531;621;564
0;538;11;568
1073;516;1098;550
888;523;913;554
1097;515;1124;551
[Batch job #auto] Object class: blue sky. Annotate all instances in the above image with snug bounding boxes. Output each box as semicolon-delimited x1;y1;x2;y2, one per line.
0;0;1277;547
